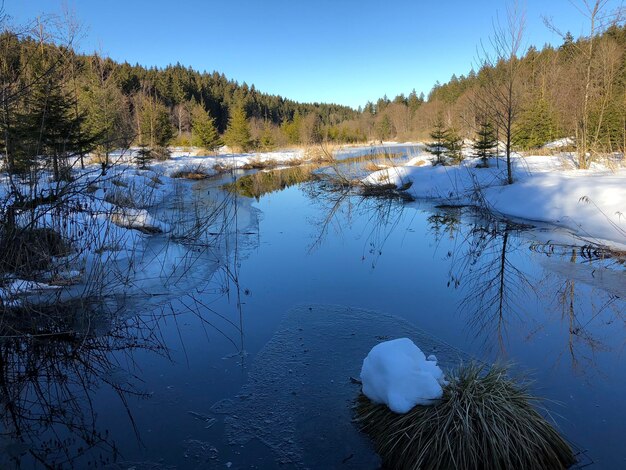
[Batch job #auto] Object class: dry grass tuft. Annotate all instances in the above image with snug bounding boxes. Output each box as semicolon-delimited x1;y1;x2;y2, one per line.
355;363;575;470
0;228;72;276
170;164;212;180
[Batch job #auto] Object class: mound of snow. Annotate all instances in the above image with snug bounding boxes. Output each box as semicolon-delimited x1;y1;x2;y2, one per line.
110;208;169;233
360;338;445;414
543;137;574;149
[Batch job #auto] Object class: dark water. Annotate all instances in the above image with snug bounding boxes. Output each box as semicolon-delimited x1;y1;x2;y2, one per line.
2;153;626;468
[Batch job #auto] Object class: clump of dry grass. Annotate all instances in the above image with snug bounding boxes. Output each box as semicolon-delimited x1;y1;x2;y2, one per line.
170;164;212;180
355;364;575;470
241;157;305;170
364;162;388;172
0;227;72;277
104;190;136;208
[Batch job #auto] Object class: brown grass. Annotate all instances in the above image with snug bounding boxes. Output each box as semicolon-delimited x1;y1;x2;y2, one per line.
355;363;575;470
170;164;212;180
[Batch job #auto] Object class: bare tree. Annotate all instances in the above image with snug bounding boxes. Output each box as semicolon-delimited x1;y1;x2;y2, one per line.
546;0;625;167
475;1;527;184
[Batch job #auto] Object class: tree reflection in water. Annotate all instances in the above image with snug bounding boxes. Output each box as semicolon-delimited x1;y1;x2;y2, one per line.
305;182;625;374
427;208;625;371
431;213;533;353
0;183;250;468
303;179;409;269
0;299;160;467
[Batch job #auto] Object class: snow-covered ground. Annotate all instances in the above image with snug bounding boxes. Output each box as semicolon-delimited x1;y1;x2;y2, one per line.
106;147;307;178
0;148;279;306
363;153;626;250
543;137;574;149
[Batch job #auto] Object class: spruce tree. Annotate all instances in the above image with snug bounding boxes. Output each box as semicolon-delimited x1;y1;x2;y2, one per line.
427;114;448;165
191;104;221;151
138;95;174;150
259;121;276;150
516;98;557;149
376;114;393;141
444;127;464;164
135;143;153;169
19;78;97;181
80;56;132;167
473;120;498;167
224;105;252;152
282;112;302;145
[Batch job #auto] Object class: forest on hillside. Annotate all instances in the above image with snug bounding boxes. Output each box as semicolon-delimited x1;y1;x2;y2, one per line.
0;3;624;176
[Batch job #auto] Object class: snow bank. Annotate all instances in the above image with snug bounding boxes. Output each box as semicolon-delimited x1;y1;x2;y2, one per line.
0;279;60;307
152;149;305;178
363;155;626;249
360;338;445;414
543;137;574;149
110;208;169;233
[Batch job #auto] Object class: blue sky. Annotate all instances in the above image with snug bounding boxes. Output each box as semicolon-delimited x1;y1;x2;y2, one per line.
7;1;624;108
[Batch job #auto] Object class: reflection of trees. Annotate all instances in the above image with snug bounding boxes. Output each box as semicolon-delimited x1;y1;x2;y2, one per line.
0;184;251;467
432;214;532;353
532;245;624;376
224;165;320;200
302;180;408;268
0;299;161;467
429;209;626;372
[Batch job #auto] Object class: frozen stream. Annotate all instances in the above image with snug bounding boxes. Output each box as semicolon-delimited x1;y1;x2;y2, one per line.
1;151;625;468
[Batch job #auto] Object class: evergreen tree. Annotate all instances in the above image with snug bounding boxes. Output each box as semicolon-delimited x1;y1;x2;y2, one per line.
259;121;276;150
427;114;448;165
515;98;557;149
444;127;464;164
80;55;132;167
135;143;153;169
19;77;97;181
473;120;498;167
376;114;393;141
282;112;302;145
138;95;174;149
191;104;221;151
408;89;423;113
224;105;252;152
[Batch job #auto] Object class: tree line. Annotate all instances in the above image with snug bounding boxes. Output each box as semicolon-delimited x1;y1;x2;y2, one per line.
0;14;366;177
1;2;624;177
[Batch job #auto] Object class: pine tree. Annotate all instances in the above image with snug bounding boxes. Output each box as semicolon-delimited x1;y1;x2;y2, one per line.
19;77;97;181
138;94;174;150
80;55;131;167
224;105;253;152
259;121;276;150
282;112;302;145
473;120;498;167
191;104;221;151
427;114;448;165
516;98;557;149
135;143;153;169
408;89;423;113
444;127;464;164
376;114;393;141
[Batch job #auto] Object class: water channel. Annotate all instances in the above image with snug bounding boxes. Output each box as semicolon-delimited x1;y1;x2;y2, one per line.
2;145;625;468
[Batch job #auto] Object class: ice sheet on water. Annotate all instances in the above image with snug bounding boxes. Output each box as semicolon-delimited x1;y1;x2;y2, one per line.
219;305;470;469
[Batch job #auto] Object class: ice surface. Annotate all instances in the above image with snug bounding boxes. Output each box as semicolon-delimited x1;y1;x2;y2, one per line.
218;305;469;469
360;338;444;413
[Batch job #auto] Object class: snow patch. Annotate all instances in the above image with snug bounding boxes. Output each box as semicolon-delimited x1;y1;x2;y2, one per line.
543;137;575;149
360;337;445;413
363;155;626;249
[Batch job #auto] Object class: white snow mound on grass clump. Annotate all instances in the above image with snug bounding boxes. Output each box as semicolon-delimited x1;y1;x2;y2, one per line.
360;337;445;414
